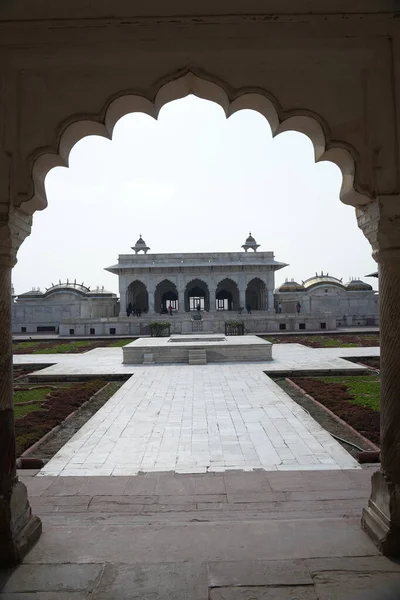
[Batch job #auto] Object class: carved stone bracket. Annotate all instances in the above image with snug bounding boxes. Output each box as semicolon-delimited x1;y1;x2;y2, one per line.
0;206;33;268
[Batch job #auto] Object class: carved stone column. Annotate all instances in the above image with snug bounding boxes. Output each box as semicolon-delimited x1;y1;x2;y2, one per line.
119;292;127;316
0;208;42;565
266;289;275;313
362;251;400;554
358;197;400;555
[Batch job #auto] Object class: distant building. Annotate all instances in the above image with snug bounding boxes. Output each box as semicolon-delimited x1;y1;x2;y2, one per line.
12;281;118;334
12;240;379;336
275;272;379;327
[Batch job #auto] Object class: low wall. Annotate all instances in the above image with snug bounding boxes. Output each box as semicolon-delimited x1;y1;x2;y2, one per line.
58;311;338;336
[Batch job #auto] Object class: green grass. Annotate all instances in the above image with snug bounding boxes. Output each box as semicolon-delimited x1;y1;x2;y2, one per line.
108;338;137;347
14;387;52;418
321;376;380;411
12;341;41;351
33;341;94;354
308;337;359;348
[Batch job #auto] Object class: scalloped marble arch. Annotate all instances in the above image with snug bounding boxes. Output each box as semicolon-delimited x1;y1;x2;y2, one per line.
215;277;240;290
29;70;370;214
154;278;178;291
246;276;267;288
126;278;148;291
185;277;210;291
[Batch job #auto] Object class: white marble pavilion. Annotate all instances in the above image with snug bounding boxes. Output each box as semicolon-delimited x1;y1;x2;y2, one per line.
106;234;286;317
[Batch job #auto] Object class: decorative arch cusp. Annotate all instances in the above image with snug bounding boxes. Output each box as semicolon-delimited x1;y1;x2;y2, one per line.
26;70;371;216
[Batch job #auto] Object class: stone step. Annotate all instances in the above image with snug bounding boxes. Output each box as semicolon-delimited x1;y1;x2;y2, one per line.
188;349;207;365
142;353;154;364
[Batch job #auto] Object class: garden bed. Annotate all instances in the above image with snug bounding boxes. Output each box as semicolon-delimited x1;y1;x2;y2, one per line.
290;376;380;446
263;333;379;348
26;381;124;462
13;338;137;354
14;379;107;456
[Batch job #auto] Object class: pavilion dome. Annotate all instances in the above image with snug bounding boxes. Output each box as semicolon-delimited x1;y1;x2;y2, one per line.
277;280;306;293
242;232;260;252
45;281;90;295
346;278;373;291
303;272;345;290
132;234;150;254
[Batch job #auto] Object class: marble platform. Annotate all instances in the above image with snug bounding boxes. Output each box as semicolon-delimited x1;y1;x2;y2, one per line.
122;334;273;364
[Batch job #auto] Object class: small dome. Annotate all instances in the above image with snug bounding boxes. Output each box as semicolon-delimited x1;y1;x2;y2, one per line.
132;234;150;254
346;279;373;291
242;232;260;252
277;280;306;293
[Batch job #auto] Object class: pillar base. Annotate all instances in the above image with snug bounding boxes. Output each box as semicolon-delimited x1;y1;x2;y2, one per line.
362;470;400;556
0;479;42;565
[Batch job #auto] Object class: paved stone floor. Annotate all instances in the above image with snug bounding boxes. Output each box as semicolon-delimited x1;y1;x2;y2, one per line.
3;468;400;599
40;363;359;476
13;343;380;376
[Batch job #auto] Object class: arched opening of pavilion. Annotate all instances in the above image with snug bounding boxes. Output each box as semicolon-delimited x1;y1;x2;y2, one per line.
185;279;210;312
126;280;148;316
154;279;179;313
246;278;266;311
215;278;240;311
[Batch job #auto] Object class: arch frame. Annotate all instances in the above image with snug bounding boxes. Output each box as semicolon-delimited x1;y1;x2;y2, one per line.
126;279;149;314
184;277;210;312
154;278;179;313
25;69;373;216
246;277;267;311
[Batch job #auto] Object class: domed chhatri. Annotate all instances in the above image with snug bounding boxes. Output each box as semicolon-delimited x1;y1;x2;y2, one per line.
242;232;260;252
346;278;373;292
132;234;150;254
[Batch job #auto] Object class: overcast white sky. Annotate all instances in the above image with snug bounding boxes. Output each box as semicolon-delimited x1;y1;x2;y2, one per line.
13;95;377;295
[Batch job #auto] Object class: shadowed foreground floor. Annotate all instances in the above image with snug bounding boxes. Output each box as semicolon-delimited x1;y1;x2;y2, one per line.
2;467;400;599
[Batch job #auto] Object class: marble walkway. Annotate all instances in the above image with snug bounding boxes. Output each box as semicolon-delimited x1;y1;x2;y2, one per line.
13;343;379;476
39;366;363;476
